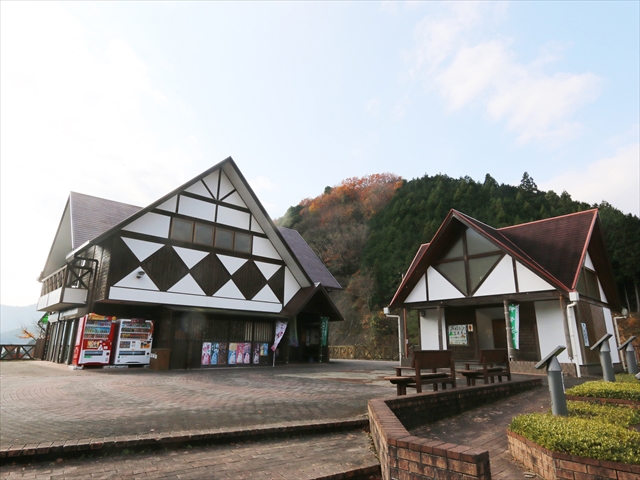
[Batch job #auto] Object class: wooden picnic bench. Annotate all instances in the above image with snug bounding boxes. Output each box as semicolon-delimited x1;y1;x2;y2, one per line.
384;350;457;396
457;348;511;386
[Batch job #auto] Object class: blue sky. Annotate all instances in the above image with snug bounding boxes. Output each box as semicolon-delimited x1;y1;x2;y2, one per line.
1;1;638;306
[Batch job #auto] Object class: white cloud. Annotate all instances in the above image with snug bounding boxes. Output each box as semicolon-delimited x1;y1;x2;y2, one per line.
408;3;600;144
539;143;640;216
0;3;198;305
365;97;381;118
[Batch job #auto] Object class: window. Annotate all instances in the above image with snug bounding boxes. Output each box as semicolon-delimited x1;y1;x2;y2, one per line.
170;218;194;242
171;218;253;253
577;268;601;301
433;226;503;296
215;228;234;250
194;223;214;246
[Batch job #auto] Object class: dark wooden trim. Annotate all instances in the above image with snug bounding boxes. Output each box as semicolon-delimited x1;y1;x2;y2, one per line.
147;210;268;239
201;179;216;199
118;231;285;266
399;290;561;309
512;257;519;293
219;189;237;202
179;191;251;214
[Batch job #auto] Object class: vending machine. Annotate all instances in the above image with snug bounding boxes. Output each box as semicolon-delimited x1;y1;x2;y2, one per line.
72;314;117;366
113;319;154;365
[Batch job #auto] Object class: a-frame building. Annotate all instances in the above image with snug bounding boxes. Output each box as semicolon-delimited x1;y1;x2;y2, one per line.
38;157;342;369
389;209;621;376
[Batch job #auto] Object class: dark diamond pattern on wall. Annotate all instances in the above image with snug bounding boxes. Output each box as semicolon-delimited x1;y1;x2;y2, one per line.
109;236;142;286
141;244;189;291
267;266;285;303
232;261;267;300
190;253;231;296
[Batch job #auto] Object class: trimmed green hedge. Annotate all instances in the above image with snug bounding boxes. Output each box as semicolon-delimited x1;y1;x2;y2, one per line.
566;379;640;401
565;401;640;427
510;410;640;464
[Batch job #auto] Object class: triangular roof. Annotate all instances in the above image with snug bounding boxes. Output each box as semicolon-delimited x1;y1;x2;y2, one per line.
390;209;619;309
40;193;141;279
40;157;341;293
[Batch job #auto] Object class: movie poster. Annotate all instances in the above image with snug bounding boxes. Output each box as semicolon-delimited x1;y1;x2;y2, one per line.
253;343;260;364
201;342;212;365
236;343;245;364
211;343;219;365
228;343;237;364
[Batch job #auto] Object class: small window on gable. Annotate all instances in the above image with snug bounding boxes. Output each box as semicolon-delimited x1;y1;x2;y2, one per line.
433;225;504;297
584;269;601;301
170;218;194;242
215;228;234;250
234;232;252;253
194;223;214;246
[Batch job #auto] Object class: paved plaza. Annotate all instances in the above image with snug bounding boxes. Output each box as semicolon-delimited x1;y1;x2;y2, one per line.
0;359;567;479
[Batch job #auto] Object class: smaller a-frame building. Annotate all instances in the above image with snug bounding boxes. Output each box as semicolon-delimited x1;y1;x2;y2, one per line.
38;157;342;369
389;209;621;376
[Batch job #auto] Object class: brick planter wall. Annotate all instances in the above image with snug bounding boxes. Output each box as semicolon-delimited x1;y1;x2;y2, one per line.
368;378;541;480
508;430;640;480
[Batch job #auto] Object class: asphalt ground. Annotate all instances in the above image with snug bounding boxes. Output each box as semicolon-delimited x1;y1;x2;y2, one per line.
0;359;568;479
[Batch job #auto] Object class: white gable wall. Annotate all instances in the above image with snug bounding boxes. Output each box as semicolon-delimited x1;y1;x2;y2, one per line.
178;196;216;221
473;256;516;297
516;262;554;292
121;213;170;238
427;267;465;300
405;274;427;303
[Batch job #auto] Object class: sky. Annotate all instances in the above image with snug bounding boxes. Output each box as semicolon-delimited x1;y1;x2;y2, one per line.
1;1;639;307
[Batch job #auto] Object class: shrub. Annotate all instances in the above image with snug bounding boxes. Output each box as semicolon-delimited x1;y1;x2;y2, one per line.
566;380;640;401
509;413;640;464
565;401;640;427
617;373;640;383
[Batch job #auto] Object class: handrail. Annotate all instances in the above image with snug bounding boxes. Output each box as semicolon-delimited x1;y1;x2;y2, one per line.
0;344;36;361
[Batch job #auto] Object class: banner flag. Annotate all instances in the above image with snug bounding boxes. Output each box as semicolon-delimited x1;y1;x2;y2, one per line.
289;317;299;347
508;304;520;349
320;317;329;347
271;320;288;352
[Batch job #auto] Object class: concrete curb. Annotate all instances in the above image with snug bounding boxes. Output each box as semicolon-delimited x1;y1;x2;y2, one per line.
0;418;370;464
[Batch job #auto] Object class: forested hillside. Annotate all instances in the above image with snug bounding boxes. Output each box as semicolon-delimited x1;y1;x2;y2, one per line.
278;172;640;346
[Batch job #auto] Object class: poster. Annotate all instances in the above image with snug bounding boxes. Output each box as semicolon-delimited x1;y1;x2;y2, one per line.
253;343;260;364
217;343;228;365
228;343;237;364
235;343;245;364
211;343;219;365
201;342;212;365
508;304;520;349
320;317;329;347
448;325;468;345
581;323;590;346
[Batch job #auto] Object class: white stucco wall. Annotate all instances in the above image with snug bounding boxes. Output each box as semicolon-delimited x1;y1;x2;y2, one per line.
534;300;570;363
420;308;441;350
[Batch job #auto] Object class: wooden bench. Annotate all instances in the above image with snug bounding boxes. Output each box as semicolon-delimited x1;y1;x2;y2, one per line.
458;348;511;386
384;350;457;396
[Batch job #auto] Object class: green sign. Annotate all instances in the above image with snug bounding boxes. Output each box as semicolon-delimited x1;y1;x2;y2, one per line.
508;304;520;349
320;317;329;347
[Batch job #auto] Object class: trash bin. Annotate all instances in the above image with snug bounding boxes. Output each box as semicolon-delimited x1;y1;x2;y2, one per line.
150;348;171;371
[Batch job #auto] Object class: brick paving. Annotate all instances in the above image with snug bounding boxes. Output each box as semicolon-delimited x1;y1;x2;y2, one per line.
410;376;587;479
0;359;584;479
0;430;379;479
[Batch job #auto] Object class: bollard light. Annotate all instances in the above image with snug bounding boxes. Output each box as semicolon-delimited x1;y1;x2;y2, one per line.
618;336;638;376
591;333;615;382
535;346;568;416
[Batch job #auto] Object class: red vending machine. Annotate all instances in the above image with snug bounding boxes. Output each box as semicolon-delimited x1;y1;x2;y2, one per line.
72;314;117;366
113;319;154;365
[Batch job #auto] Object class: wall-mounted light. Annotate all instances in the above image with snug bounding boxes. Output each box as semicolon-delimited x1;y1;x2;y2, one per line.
136;270;146;279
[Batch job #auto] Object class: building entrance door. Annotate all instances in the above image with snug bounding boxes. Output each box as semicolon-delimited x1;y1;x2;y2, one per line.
492;319;508;349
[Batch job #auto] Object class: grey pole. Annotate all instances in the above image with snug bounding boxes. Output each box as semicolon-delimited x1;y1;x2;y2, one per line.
619;336;638;375
535;346;568;417
591;334;615;382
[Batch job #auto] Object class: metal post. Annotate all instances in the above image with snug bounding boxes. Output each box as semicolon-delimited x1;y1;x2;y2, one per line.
591;334;615;382
383;308;402;365
535;346;568;417
547;356;568;416
619;336;638;375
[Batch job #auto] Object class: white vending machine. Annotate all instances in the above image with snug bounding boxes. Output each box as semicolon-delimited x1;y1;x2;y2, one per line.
113;319;154;365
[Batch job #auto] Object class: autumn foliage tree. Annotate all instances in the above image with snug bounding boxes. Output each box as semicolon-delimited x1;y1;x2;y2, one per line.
278;173;403;343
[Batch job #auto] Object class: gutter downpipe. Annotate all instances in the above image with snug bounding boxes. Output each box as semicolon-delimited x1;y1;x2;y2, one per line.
384;307;403;365
566;292;582;378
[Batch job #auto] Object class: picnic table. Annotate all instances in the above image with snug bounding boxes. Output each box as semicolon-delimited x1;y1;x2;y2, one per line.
384;350;457;396
457;348;511;386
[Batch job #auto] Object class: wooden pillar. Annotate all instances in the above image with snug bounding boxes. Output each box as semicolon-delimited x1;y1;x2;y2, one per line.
503;300;515;361
437;306;443;350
